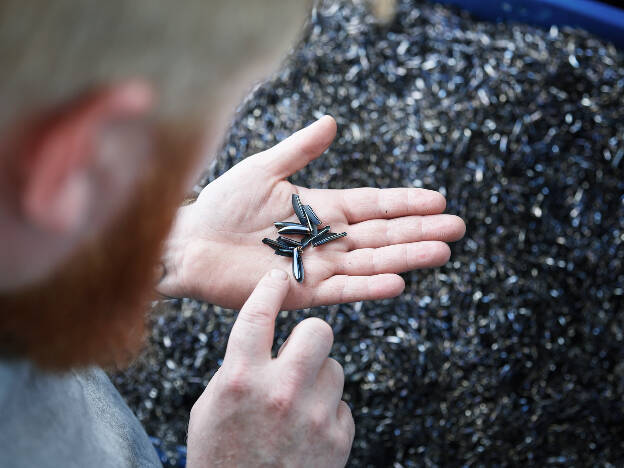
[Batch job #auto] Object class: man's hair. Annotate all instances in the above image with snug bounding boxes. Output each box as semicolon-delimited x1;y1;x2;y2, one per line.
0;0;310;131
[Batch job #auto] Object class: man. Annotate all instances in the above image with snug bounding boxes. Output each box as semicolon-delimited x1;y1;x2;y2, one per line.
0;1;466;466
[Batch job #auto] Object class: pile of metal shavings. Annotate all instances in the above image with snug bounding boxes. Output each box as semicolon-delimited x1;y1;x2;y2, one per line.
112;0;624;466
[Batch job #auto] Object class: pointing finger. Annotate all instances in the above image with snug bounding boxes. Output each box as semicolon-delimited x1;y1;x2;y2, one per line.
225;269;290;364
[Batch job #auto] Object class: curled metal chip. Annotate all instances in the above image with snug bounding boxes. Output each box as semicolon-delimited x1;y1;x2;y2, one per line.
312;232;347;247
277;236;302;247
292;247;304;282
277;224;311;236
304;204;322;225
292;194;309;227
274;221;305;229
274;247;294;257
262;238;282;250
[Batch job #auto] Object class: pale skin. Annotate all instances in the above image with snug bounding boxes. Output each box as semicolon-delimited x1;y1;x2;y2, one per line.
188;269;354;467
158;115;466;309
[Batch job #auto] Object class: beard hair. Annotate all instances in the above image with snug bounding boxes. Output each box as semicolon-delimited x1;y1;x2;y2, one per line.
0;122;201;371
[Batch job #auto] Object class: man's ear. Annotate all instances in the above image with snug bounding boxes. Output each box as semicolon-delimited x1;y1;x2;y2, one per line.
18;81;153;234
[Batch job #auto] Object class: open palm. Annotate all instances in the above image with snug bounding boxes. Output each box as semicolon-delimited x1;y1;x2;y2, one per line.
158;116;465;310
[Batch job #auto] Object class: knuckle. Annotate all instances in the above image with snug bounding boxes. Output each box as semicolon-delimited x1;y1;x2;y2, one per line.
239;302;270;326
221;364;251;397
326;358;345;387
308;407;330;434
267;387;296;416
301;317;334;347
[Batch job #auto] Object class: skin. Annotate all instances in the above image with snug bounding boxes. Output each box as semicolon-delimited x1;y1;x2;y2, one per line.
171;117;464;467
1;85;465;466
158;115;466;309
188;269;354;467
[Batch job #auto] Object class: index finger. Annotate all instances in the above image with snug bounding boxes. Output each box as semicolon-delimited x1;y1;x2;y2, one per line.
224;269;290;364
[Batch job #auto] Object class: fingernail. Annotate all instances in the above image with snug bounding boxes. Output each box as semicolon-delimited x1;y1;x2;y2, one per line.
270;269;288;280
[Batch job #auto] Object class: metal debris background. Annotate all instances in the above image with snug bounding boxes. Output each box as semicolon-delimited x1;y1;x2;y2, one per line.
112;0;624;466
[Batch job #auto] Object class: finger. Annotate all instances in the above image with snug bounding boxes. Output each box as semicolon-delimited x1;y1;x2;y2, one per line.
276;329;293;358
310;187;447;223
277;317;334;386
333;187;446;223
337;400;355;443
224;269;290;364
264;115;337;179
313;358;345;410
313;274;405;305
345;214;466;250
335;241;451;276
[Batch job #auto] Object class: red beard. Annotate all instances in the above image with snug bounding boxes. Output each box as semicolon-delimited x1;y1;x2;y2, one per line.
0;123;201;371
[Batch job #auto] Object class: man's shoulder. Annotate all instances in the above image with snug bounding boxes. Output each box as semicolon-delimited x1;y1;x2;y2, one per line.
0;359;162;468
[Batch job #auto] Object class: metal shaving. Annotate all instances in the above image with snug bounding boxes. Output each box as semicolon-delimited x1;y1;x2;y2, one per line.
113;1;624;466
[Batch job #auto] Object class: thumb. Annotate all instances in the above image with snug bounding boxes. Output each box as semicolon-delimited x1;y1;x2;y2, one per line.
264;115;337;179
224;269;290;364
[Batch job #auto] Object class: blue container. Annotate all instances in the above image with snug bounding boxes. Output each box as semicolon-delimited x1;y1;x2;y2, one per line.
434;0;624;49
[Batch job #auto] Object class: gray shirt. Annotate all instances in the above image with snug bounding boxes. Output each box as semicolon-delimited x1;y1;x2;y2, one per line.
0;359;162;468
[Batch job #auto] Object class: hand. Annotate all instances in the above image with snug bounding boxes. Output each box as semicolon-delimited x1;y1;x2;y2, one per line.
158;116;465;309
187;269;354;467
